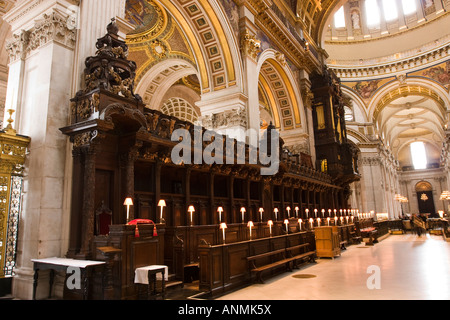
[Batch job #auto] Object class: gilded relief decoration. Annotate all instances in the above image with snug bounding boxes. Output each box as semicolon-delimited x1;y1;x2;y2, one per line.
0;120;30;278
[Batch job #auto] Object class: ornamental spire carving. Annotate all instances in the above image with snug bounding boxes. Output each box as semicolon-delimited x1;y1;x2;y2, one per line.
70;18;144;125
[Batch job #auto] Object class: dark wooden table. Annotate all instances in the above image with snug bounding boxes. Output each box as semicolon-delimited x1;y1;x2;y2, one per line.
134;265;167;300
31;257;106;300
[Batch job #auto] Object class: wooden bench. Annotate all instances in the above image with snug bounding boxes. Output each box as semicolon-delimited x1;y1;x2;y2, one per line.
247;249;291;284
360;227;378;246
285;244;316;268
349;230;362;244
247;244;316;283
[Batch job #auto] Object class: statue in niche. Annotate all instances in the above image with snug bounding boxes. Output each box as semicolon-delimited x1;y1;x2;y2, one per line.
424;0;434;8
351;10;361;29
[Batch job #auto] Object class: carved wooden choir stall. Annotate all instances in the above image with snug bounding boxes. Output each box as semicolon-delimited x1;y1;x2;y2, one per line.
58;21;361;299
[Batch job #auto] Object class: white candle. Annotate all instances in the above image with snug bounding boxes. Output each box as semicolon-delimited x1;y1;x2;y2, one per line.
218;207;223;222
295;207;299;218
298;219;302;231
305;209;309;218
309;218;314;229
284;219;289;233
286;207;291;218
321;209;325;218
274;208;278;221
268;220;273;236
259;208;264;221
314;209;318;218
327;217;330;226
317;218;321;227
241;207;246;222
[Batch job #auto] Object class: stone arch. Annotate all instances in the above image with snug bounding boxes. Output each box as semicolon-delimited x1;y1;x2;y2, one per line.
160;97;199;124
134;58;199;109
125;0;243;95
256;49;305;132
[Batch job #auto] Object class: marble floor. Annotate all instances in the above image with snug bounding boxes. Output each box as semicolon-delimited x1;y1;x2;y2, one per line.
217;233;450;300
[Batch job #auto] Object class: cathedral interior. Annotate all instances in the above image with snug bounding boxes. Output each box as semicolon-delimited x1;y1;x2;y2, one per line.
0;0;449;302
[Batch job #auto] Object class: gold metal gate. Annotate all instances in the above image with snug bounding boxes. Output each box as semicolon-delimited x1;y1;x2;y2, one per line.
0;112;30;278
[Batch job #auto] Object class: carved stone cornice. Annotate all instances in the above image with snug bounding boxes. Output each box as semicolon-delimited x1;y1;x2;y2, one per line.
6;9;77;63
201;108;248;130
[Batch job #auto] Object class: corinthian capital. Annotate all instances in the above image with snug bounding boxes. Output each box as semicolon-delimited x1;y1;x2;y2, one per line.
241;29;261;61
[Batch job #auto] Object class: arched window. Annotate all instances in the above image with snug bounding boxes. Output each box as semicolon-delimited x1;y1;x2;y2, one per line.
334;6;346;28
410;141;427;170
161;97;199;123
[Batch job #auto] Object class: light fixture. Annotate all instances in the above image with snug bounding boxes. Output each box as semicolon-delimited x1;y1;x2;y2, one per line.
220;223;227;244
158;199;166;223
284;219;289;233
124;197;133;222
248;221;254;240
188;205;195;225
268;220;273;236
240;207;246;223
217;206;224;222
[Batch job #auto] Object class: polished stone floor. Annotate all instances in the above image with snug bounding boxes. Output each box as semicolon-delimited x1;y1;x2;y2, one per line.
217;233;450;300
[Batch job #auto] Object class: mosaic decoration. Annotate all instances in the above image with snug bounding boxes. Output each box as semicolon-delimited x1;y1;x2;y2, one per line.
342;76;396;101
408;60;450;88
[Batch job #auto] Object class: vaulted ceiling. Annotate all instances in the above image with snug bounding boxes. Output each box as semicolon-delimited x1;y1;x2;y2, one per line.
318;0;450;169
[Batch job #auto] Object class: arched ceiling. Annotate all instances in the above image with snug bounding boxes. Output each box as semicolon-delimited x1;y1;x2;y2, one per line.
321;0;450;65
318;0;450;170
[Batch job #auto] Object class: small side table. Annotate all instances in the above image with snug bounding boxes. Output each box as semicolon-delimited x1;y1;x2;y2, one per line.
134;265;168;300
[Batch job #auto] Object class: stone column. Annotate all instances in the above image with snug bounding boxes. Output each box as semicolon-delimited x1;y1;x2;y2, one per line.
239;5;260;147
3;1;79;300
73;0;128;92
